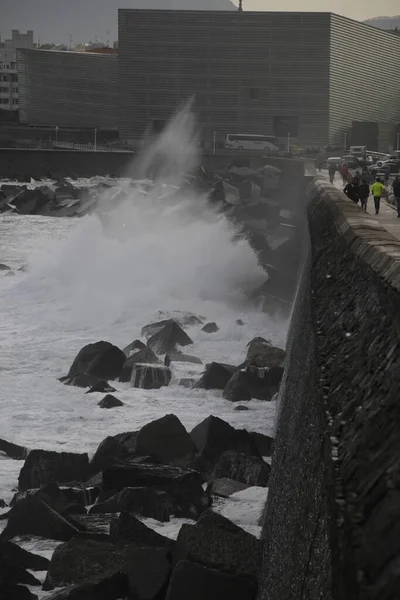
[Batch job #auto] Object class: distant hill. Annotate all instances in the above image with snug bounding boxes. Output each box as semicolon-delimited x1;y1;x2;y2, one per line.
1;0;237;46
364;15;400;31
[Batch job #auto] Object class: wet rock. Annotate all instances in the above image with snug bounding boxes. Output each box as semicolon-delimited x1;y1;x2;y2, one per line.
44;574;127;599
147;320;193;355
234;405;250;411
174;511;262;579
123;339;146;356
18;450;89;491
97;395;124;409
90;487;172;522
110;510;174;547
245;337;285;368
207;478;249;498
11;482;88;518
249;432;274;457
131;364;171;390
0;564;41;586
222;371;252;402
68;513;113;540
190;416;260;479
0;585;38;600
119;348;159;383
1;495;80;542
64;373;106;389
0;438;28;460
223;368;283;402
193;362;237;391
85;381;117;394
165;560;257;600
0;499;6;508
44;539;171;599
236;319;245;326
134;414;197;467
213;451;270;487
4;270;15;277
89;432;138;475
202;322;219;333
11;187;55;215
67;341;126;381
179;378;196;389
103;461;209;519
0;540;49;571
167;349;202;365
0;263;11;271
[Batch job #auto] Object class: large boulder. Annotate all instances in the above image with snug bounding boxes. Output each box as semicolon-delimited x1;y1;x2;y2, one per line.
11;187;54;215
131;364;171;389
245;337;285;368
249;432;274;457
213;451;270;487
18;450;89;491
222;367;283;402
123;339;146;356
207;478;249;498
0;438;28;460
109;511;174;547
190;416;260;479
90;487;172;522
165;560;257;600
119;347;159;383
0;585;38;600
89;432;138;475
0;565;40;586
201;322;219;334
44;574;128;599
0;540;49;571
11;482;89;518
67;341;126;381
44;539;171;599
103;461;209;519
146;320;193;355
193;363;237;391
97;394;124;409
1;495;80;542
134;414;198;467
174;510;262;579
63;373;107;389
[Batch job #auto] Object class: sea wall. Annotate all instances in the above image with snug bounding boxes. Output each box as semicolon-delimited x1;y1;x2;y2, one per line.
258;179;400;600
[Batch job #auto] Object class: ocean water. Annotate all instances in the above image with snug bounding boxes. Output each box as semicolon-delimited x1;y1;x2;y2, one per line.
0;107;288;595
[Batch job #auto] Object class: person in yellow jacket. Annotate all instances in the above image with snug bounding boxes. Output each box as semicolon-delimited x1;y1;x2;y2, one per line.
370;178;386;215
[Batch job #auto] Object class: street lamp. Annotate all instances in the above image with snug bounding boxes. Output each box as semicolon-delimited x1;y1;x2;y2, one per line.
55;126;59;144
94;128;97;152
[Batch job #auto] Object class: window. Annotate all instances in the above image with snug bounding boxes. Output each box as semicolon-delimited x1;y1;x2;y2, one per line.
12;98;18;105
249;88;260;100
0;98;9;104
13;87;18;93
0;87;9;93
273;116;299;137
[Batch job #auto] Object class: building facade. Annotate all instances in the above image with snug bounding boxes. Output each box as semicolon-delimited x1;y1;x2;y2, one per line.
0;30;34;112
17;49;118;129
118;10;400;150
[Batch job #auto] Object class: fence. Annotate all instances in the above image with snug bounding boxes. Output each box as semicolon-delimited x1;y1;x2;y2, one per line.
53;141;132;153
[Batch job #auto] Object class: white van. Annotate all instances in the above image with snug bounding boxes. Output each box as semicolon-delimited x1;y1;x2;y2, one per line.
225;134;279;153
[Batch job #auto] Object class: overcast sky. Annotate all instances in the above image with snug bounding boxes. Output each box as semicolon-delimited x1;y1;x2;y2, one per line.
238;1;399;20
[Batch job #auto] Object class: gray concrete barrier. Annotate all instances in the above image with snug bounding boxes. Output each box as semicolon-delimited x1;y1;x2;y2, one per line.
258;179;400;600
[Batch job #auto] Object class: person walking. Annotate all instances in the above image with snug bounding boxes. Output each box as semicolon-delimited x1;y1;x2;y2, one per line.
344;179;360;204
358;179;370;212
370;178;386;215
339;162;349;185
393;176;400;218
328;163;336;184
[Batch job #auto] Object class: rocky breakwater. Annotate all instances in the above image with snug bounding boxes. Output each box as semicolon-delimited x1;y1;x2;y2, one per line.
259;178;400;600
0;313;285;599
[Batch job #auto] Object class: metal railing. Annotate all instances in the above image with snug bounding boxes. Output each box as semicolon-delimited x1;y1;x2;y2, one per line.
53;141;132;153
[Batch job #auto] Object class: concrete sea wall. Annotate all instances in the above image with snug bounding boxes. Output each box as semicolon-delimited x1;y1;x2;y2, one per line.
259;179;400;600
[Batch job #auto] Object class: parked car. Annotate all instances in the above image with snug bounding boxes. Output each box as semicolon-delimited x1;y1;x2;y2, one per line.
341;155;364;169
372;159;400;174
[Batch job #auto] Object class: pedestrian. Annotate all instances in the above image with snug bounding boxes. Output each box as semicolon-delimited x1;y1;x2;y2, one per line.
339;162;349;185
344;179;360;204
358;179;370;212
328;163;336;184
370;178;386;215
385;169;390;186
393;176;400;218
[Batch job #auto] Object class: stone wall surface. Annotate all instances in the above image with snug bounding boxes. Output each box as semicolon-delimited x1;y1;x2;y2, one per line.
259;179;400;600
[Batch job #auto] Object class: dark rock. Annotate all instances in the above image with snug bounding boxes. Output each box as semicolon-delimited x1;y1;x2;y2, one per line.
147;320;193;355
0;564;41;586
11;187;55;215
11;482;88;518
245;337;285;368
90;487;172;522
249;432;274;457
44;574;128;599
223;368;283;402
222;371;252;402
213;451;270;487
236;319;245;326
64;373;104;389
1;495;80;542
123;339;146;356
0;540;49;571
110;510;174;547
85;381;117;394
0;499;6;508
141;318;174;338
165;560;257;600
68;513;113;540
131;364;172;389
134;414;197;467
174;514;262;579
234;405;250;411
0;438;28;460
201;322;219;333
119;348;159;383
67;341;126;381
164;354;171;367
4;270;15;277
89;432;138;475
167;349;202;365
0;585;38;600
207;478;249;498
103;461;209;519
197;509;247;533
193;363;237;391
179;378;196;388
0;264;11;271
190;416;261;478
18;450;89;491
44;539;171;599
97;395;124;409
